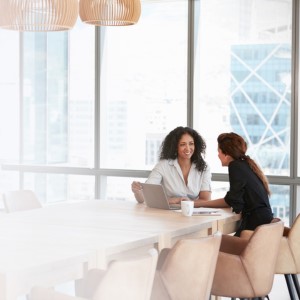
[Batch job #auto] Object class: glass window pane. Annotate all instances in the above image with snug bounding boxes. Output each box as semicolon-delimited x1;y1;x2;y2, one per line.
211;181;230;199
106;176;145;202
69;22;95;167
22;21;95;167
0;30;19;164
23;32;69;164
24;173;95;203
100;0;188;170
194;0;292;176
0;31;20;205
0;171;19;200
270;185;290;225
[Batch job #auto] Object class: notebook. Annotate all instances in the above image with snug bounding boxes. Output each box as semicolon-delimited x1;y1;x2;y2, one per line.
141;183;180;210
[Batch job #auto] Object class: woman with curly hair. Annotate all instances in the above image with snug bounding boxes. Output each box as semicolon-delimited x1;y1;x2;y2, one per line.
131;126;212;205
197;132;273;236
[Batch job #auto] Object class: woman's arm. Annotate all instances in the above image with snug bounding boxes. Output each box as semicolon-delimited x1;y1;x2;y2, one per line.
198;190;211;201
133;162;164;204
193;197;230;208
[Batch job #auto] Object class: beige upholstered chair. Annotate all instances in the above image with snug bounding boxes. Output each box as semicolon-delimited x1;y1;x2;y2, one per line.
150;232;222;300
30;248;158;300
211;221;284;300
241;214;300;300
3;190;42;213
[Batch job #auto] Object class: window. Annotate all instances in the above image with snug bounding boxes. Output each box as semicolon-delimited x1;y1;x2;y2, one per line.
0;0;299;222
194;0;292;178
99;0;188;170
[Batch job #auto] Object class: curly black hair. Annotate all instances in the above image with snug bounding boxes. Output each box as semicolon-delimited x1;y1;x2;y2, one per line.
159;126;207;172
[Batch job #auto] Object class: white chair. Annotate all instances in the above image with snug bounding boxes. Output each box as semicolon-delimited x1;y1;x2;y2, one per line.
150;232;222;300
211;221;284;299
30;248;158;300
241;214;300;300
3;190;42;213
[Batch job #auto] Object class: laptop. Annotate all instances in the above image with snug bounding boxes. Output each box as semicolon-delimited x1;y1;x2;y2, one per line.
141;183;180;210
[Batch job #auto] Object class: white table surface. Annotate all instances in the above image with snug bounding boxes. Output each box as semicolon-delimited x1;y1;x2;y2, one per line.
0;199;240;300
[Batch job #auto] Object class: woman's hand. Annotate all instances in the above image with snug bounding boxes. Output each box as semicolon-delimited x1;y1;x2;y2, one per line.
131;181;143;194
131;181;145;203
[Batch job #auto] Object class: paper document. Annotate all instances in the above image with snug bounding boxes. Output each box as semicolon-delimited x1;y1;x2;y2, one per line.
192;208;221;216
173;207;222;216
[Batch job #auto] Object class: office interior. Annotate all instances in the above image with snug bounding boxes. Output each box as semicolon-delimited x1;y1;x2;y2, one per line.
0;1;299;299
0;0;297;224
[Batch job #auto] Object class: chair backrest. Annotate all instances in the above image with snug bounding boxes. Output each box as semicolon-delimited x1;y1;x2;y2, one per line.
3;190;42;213
79;248;158;300
288;213;300;270
240;221;284;296
275;213;300;273
152;232;222;300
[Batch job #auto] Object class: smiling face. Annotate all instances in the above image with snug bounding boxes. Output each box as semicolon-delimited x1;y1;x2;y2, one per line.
177;133;195;161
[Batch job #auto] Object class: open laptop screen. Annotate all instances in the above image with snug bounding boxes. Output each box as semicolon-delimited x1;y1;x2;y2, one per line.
141;183;180;210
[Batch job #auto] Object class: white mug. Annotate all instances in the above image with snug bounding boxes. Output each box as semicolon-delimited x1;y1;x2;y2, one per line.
181;200;194;217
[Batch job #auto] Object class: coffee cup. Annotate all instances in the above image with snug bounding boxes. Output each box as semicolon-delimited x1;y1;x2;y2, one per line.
181;200;194;217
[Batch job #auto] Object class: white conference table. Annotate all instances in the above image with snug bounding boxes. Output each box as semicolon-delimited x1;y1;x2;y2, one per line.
0;199;241;300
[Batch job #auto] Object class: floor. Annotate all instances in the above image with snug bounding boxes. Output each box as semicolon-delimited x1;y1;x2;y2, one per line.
269;275;293;300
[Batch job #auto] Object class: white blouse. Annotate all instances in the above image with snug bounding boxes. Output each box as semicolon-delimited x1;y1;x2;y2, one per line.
146;159;211;200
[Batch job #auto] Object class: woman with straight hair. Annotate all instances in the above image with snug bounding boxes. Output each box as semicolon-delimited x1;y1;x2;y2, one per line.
198;132;273;236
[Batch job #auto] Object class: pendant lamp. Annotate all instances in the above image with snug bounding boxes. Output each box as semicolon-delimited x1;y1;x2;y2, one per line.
0;0;79;31
79;0;141;26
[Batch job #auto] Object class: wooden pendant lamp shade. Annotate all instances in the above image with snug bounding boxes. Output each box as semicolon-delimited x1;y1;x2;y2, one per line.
0;0;79;31
0;0;142;31
79;0;141;26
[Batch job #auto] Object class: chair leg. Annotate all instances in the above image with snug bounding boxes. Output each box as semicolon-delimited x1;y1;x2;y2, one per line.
285;274;297;300
291;274;300;299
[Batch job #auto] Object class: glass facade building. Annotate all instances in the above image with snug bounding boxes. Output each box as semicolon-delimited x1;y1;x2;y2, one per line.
230;43;291;220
